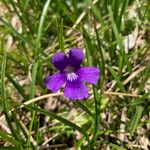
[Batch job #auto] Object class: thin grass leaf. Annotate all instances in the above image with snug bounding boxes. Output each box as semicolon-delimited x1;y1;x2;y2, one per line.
35;0;51;55
73;101;94;118
30;0;51;98
6;73;28;100
0;18;35;50
24;104;90;143
0;18;48;59
118;0;129;30
94;21;105;88
1;33;21;143
128;91;150;106
110;143;126;150
108;65;126;92
86;0;104;26
108;6;132;76
0;131;21;148
59;18;65;51
28;0;52;147
138;63;150;94
130;106;143;137
81;24;95;65
112;0;120;25
90;86;100;145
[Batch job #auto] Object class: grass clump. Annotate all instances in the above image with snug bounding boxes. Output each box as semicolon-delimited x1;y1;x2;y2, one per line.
0;0;150;149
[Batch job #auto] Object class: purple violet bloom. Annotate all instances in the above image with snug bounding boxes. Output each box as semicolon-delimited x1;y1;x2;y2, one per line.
45;48;100;100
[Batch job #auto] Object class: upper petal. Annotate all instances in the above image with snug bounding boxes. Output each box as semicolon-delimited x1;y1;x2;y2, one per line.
76;67;100;84
52;52;68;70
45;72;66;92
68;48;84;68
64;79;88;100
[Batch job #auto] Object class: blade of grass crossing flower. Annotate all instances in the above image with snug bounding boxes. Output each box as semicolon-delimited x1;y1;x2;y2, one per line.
129;106;143;137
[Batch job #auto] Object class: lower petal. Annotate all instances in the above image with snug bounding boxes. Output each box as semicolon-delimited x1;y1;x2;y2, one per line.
76;67;100;84
64;80;88;100
45;72;66;92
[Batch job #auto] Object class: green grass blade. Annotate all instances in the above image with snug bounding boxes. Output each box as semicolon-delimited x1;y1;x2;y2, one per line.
110;143;126;150
81;24;95;65
1;33;21;143
59;18;65;51
73;101;94;118
108;65;126;92
130;106;143;137
28;0;52;148
138;63;150;94
0;131;21;148
24;104;90;143
90;86;100;145
108;6;132;76
94;21;105;88
118;0;129;30
6;73;28;100
0;18;35;50
35;0;51;55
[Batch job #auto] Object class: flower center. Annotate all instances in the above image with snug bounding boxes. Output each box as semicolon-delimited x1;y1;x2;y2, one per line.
64;66;78;82
67;72;78;81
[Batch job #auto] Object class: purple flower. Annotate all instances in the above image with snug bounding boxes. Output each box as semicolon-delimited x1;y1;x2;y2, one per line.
45;48;100;100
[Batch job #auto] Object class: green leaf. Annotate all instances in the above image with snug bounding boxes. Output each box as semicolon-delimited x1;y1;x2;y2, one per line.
130;106;143;137
1;33;21;144
91;86;101;145
73;101;94;118
24;104;90;143
108;6;131;76
59;18;65;51
108;65;126;92
0;131;21;148
110;143;126;150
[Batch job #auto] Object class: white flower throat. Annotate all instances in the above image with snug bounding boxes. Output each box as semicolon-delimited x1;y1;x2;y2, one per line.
67;72;78;81
64;66;78;82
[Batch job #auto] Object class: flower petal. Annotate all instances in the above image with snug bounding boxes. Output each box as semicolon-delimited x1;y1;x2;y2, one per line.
76;67;100;84
45;72;66;92
64;80;88;100
68;48;84;68
52;52;68;70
